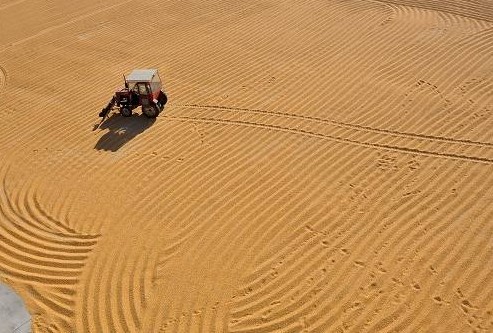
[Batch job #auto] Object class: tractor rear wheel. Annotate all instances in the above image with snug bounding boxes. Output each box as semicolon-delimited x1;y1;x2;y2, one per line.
159;93;168;110
143;105;159;118
121;106;132;117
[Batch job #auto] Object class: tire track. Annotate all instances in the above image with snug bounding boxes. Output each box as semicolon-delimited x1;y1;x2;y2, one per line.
177;103;493;147
1;0;492;331
164;109;493;165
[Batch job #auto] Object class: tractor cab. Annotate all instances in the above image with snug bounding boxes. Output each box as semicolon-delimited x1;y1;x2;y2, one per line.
99;68;168;119
126;69;163;100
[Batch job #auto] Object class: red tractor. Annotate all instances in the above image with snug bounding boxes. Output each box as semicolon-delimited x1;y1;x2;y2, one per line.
99;69;168;119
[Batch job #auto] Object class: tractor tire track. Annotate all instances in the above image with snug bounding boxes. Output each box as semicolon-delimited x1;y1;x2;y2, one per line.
1;0;492;331
176;103;493;147
165;107;493;165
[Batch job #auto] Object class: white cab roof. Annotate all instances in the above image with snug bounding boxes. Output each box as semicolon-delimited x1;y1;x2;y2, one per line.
126;69;158;82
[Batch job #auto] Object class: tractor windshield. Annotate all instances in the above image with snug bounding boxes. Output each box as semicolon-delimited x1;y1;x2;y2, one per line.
137;83;150;95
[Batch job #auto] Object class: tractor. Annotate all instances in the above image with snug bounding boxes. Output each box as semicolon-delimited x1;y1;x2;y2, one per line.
99;69;168;119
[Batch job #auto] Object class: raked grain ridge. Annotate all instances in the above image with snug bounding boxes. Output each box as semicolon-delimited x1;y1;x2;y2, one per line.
0;0;492;332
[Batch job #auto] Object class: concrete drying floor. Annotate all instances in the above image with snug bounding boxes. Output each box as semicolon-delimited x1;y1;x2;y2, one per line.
0;283;30;333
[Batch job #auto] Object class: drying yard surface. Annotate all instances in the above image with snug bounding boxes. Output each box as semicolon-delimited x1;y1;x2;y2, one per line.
0;0;492;332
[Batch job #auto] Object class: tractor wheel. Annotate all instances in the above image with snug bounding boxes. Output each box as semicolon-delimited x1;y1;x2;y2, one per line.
143;105;159;118
159;93;168;109
121;106;132;117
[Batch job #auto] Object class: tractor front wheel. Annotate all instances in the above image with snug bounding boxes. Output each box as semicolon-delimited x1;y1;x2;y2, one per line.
121;106;132;117
143;105;159;118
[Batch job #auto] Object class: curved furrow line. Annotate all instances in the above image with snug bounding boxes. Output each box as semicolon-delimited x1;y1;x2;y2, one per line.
142;126;318;328
91;120;264;330
9;182;98;247
244;2;395;112
164;114;493;164
223;140;370;271
453;212;493;301
321;161;460;330
133;240;156;328
229;144;393;307
0;0;142;54
392;30;493;139
27;285;73;328
399;169;492;329
287;4;434;121
341;160;485;330
0;170;98;252
177;103;493;147
72;156;182;332
112;248;139;332
0;64;6;92
229;250;328;332
450;81;493;141
344;165;479;331
101;246;135;333
149;128;280;277
126;122;255;243
32;189;91;237
109;237;158;332
346;52;450;131
365;20;493;133
250;155;434;330
167;0;393;110
368;166;492;332
229;148;417;329
112;2;289;90
0;238;84;275
154;119;484;330
221;141;339;268
377;0;493;22
398;216;493;332
230;151;384;305
81;249;111;333
281;6;422;114
179;141;323;318
342;6;485;127
21;180;99;240
303;161;457;331
0;162;100;329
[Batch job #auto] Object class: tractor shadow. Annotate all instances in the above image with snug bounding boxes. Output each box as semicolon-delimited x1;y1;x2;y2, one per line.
94;112;156;152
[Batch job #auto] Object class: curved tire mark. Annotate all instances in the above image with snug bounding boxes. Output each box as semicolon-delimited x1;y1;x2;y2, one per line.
165;113;493;165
